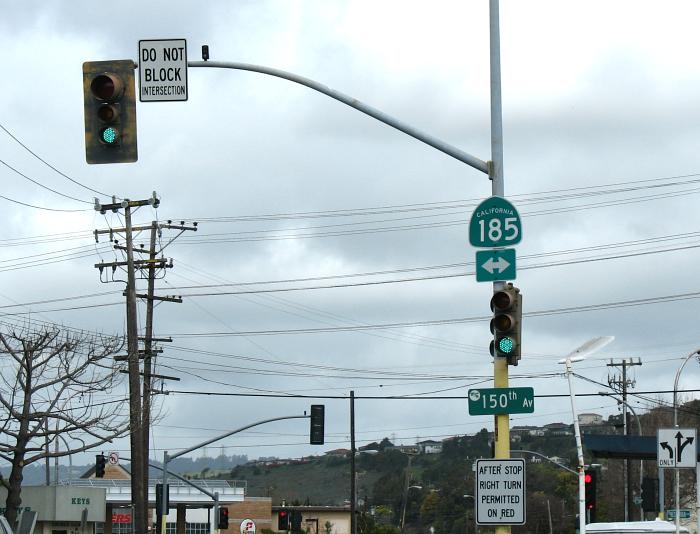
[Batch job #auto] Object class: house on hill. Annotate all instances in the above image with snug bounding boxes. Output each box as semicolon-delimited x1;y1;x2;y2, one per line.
324;448;349;457
417;440;442;454
544;422;572;436
578;413;603;425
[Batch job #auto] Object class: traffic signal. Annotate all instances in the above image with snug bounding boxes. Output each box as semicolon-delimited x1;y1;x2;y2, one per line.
310;404;325;445
155;484;169;516
278;510;289;530
95;454;106;478
489;283;522;365
82;60;138;164
291;511;302;533
584;470;597;522
217;507;229;529
641;477;658;512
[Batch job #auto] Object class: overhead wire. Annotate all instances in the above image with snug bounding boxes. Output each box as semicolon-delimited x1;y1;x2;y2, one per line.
0;121;113;197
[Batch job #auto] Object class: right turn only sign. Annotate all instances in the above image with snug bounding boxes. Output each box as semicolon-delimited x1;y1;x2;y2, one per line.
658;428;697;468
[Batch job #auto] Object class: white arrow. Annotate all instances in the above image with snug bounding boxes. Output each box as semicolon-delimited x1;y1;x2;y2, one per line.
482;256;510;274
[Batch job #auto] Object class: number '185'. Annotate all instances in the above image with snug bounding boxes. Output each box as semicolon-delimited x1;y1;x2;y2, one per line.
479;217;519;242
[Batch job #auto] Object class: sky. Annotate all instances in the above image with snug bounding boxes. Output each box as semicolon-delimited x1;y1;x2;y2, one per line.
0;1;700;472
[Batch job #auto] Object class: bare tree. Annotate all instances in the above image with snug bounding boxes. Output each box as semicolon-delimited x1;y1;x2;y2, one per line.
0;324;129;525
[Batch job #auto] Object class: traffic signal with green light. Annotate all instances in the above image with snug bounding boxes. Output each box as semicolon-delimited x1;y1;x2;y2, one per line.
310;404;325;445
82;60;138;164
489;283;522;365
95;454;106;478
584;470;597;522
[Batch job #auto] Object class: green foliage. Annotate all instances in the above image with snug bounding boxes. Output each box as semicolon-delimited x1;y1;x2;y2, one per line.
358;513;399;534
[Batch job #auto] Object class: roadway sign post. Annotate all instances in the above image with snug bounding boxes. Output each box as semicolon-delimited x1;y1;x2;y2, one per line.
476;249;516;282
657;428;697;468
138;39;188;102
468;387;534;415
475;458;526;526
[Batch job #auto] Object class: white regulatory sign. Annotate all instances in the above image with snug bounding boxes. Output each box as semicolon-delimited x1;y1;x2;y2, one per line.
475;458;526;526
138;39;188;102
658;428;697;468
108;451;119;465
240;519;256;534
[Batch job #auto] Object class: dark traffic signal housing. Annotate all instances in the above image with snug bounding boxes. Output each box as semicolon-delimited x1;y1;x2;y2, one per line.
155;483;169;516
278;510;289;531
310;404;325;445
83;60;138;164
217;507;229;529
95;454;106;478
584;470;597;522
290;510;303;532
489;283;522;365
641;477;658;512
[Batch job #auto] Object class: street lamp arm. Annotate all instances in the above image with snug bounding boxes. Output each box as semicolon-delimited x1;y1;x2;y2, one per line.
511;449;577;475
673;348;700;426
188;61;490;174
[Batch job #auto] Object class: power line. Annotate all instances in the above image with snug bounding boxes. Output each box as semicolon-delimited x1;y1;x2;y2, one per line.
165;387;700;400
0;121;113;197
161;288;700;338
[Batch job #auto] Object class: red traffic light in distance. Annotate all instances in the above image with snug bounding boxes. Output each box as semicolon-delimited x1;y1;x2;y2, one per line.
584;473;592;484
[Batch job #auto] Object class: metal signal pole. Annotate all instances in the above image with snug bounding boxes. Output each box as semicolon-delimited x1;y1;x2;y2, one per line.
489;2;510;533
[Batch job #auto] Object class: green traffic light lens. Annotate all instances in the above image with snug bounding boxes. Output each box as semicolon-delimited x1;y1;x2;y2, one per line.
100;127;119;145
498;337;515;354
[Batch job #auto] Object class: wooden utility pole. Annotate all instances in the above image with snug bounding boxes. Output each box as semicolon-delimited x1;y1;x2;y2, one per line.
94;194;157;534
94;198;196;534
139;220;195;526
608;358;643;521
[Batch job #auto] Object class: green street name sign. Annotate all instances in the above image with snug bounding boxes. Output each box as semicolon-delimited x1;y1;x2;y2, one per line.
475;249;516;282
666;509;691;520
468;387;534;415
469;196;522;248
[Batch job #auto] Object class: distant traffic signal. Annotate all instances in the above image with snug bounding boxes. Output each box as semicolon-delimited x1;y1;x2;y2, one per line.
82;60;138;164
641;477;658;512
95;454;106;478
584;470;597;522
217;507;229;529
310;404;325;445
489;284;522;365
278;510;289;530
156;484;169;517
291;510;303;533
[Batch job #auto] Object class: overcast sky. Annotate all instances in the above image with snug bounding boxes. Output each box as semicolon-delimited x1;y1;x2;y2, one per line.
0;1;699;469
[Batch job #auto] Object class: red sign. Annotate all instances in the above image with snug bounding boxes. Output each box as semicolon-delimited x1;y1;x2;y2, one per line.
113;513;132;524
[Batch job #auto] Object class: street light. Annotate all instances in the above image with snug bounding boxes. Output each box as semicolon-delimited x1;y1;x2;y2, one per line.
558;336;615;534
672;348;700;534
463;495;474;534
400;484;422;532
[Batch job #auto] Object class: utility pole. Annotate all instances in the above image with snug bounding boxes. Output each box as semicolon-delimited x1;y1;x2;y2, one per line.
608;358;642;521
350;391;356;534
94;194;196;534
94;195;153;533
137;220;195;519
